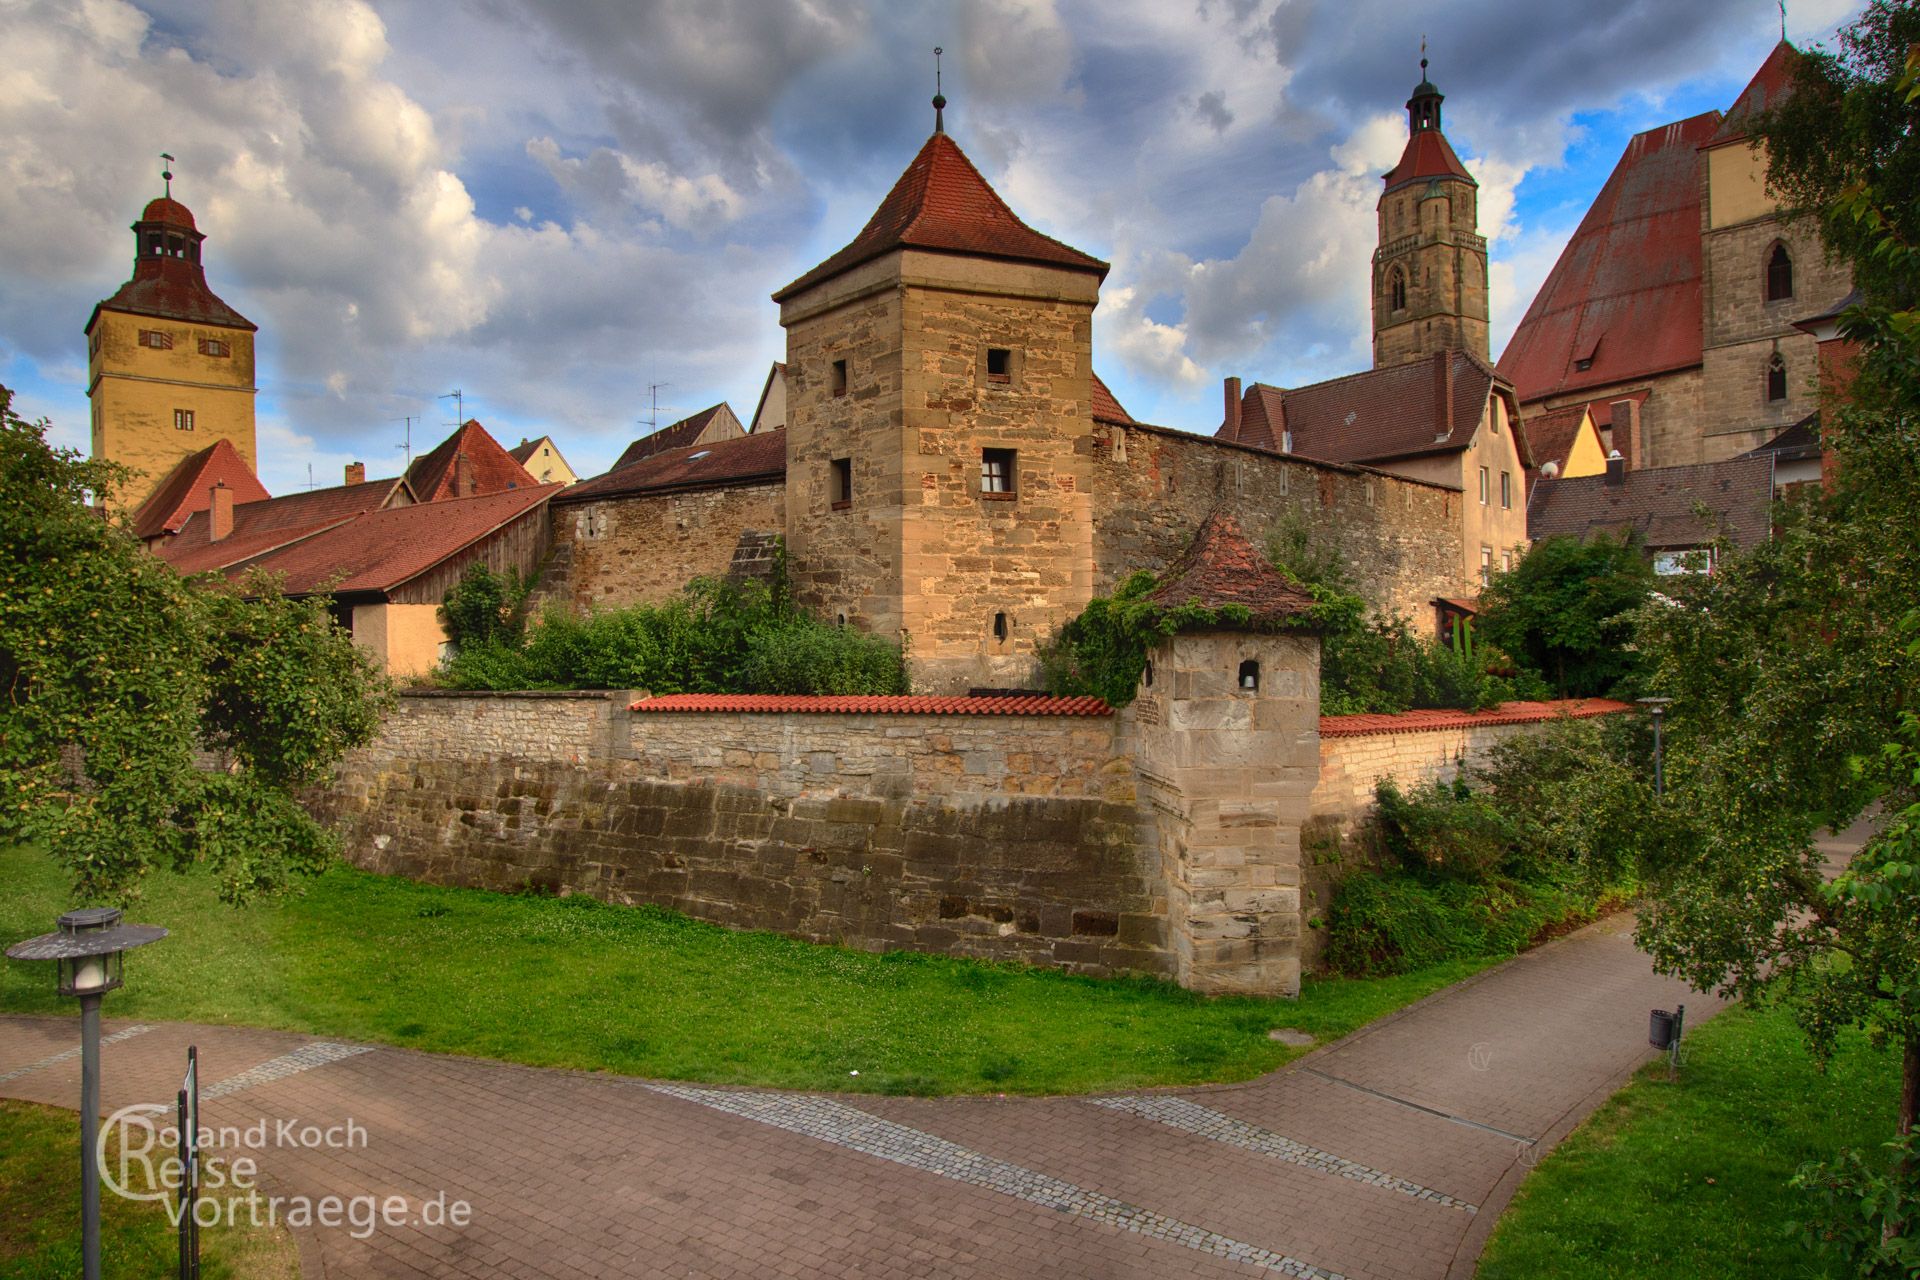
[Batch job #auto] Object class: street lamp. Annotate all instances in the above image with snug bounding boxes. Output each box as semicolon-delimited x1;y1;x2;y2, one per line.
6;907;167;1280
1636;697;1672;798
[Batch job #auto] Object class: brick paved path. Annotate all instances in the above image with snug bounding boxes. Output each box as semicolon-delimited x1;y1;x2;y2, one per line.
0;907;1726;1280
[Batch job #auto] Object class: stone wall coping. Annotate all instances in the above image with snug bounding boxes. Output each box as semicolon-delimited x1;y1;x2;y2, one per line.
1319;698;1632;739
399;688;630;702
629;693;1114;718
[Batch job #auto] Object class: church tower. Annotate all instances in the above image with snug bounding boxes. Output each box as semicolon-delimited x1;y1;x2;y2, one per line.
86;174;258;510
1372;61;1489;368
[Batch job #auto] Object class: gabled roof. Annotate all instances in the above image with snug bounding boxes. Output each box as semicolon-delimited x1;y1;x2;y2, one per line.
1090;371;1135;425
506;436;549;465
153;475;411;576
749;363;788;434
1221;350;1510;467
1521;404;1601;476
129;439;270;539
558;429;788;505
1383;129;1476;193
612;404;743;470
405;419;537;502
1497;111;1721;404
774;132;1109;302
1711;41;1800;145
1146;510;1319;628
1528;455;1774;551
226;485;560;597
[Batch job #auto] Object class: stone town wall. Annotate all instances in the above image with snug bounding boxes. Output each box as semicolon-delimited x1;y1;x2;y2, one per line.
536;482;786;614
314;693;1164;978
1087;422;1465;623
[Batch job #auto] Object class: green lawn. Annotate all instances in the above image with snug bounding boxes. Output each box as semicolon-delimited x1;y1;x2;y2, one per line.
0;846;1491;1096
1479;997;1903;1279
0;1100;298;1280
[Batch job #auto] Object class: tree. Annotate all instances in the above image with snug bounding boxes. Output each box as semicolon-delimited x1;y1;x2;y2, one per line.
0;388;392;903
1475;532;1654;698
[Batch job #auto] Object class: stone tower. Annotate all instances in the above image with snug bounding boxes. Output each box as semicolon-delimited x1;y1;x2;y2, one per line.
772;106;1108;693
86;185;258;510
1372;62;1489;368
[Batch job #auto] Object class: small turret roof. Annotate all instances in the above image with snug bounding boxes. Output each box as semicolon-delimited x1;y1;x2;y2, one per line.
1147;511;1320;629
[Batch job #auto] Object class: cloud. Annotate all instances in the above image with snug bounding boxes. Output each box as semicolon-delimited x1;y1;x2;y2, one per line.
1193;90;1234;134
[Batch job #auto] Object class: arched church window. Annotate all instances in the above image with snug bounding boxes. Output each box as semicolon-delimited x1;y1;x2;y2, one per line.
1389;269;1407;312
1767;353;1788;403
1766;243;1794;302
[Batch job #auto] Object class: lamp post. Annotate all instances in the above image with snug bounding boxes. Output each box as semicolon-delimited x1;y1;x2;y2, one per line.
1637;697;1672;798
6;908;167;1280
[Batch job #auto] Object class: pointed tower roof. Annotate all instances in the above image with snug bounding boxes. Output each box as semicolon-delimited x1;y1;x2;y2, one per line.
404;419;538;502
1383;63;1474;194
1711;40;1800;144
1147;511;1320;629
88;192;254;333
129;438;270;540
774;132;1108;302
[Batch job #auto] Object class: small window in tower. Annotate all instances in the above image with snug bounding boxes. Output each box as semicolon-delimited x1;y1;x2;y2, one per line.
1143;659;1154;688
147;234;164;256
830;457;852;509
981;448;1017;497
139;329;173;351
831;358;848;398
992;612;1008;643
1767;353;1788;403
1500;470;1512;510
1766;243;1794;302
174;409;195;432
1389;269;1407;313
1238;660;1260;691
987;348;1013;384
88;330;101;358
198;338;230;358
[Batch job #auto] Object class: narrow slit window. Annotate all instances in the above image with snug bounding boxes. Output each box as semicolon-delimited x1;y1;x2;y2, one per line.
981;448;1016;496
1238;660;1260;691
1766;244;1794;302
992;612;1008;643
831;359;848;398
987;348;1012;384
1389;268;1406;312
1500;470;1512;509
1767;353;1788;403
830;457;852;508
1478;466;1490;505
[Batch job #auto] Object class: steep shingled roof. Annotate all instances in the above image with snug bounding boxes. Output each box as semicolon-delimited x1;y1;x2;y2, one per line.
225;485;560;596
1712;40;1801;144
558;429;787;504
1528;455;1774;551
1090;371;1135;425
612;404;742;470
153;475;411;576
405;420;537;502
1382;129;1476;193
1147;510;1319;628
1221;350;1511;467
130;439;270;539
88;195;255;333
773;132;1108;301
1496;111;1721;404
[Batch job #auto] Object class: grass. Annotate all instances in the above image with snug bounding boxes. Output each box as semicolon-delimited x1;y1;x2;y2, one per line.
0;1099;298;1280
1478;996;1903;1279
0;846;1493;1096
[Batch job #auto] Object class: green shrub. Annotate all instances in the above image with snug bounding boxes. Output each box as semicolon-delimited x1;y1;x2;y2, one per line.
1325;864;1623;977
1476;532;1655;698
440;563;529;649
1374;777;1517;880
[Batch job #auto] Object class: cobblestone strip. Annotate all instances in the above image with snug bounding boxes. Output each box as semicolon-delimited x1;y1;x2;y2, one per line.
201;1043;376;1101
1089;1095;1477;1213
0;1024;153;1085
650;1084;1346;1279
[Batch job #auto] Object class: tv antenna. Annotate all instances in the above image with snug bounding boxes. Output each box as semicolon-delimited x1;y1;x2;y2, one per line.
306;462;315;491
394;415;417;466
639;382;671;434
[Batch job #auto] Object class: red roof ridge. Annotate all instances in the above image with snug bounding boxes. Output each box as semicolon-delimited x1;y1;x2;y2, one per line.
630;693;1113;717
1320;698;1632;738
129;439;269;539
1147;510;1319;626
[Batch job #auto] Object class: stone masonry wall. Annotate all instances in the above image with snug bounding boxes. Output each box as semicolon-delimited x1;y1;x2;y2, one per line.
1087;421;1465;623
314;693;1165;978
537;482;786;614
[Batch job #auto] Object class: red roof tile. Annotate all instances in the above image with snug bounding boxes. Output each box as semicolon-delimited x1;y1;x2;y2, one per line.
1712;41;1800;144
1382;129;1476;193
1090;371;1135;425
129;439;269;539
612;404;742;470
560;429;787;504
1320;698;1632;738
89;245;254;333
154;475;412;575
1497;112;1721;403
1147;510;1319;626
1528;455;1775;551
227;485;559;596
1225;350;1510;467
774;132;1108;301
405;420;538;502
1521;404;1600;475
630;693;1113;717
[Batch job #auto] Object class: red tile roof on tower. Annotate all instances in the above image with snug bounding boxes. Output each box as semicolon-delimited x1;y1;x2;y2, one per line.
129;439;270;540
405;419;538;502
557;429;788;504
222;485;560;596
1712;41;1801;144
1382;129;1476;193
1220;350;1517;468
773;132;1109;301
1496;111;1721;404
1521;404;1599;476
1147;510;1320;627
611;404;740;470
154;475;412;576
1090;371;1135;425
88;195;255;333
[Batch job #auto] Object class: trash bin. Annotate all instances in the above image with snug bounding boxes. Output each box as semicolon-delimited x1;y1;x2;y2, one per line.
1649;1009;1676;1050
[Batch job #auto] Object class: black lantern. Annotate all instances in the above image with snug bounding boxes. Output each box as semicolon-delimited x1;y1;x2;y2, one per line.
8;907;166;995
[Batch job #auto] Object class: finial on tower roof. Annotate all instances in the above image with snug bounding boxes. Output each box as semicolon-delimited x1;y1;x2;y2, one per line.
160;152;174;198
932;46;947;134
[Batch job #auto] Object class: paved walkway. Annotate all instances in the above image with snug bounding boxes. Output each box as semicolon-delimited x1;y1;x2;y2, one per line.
1;906;1725;1280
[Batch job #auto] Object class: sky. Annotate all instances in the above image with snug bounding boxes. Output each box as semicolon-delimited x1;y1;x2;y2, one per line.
0;0;1865;494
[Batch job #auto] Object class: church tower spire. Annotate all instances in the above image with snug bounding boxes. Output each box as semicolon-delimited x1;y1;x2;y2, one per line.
1371;54;1489;368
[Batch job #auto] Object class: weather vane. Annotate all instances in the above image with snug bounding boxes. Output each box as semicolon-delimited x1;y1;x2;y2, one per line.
1420;34;1428;76
933;46;947;134
160;152;174;198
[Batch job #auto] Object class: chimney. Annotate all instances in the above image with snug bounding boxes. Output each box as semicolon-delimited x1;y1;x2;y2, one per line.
1604;450;1626;485
1437;351;1455;438
344;461;366;486
1223;377;1242;440
1608;399;1639;470
208;482;234;541
455;451;475;498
